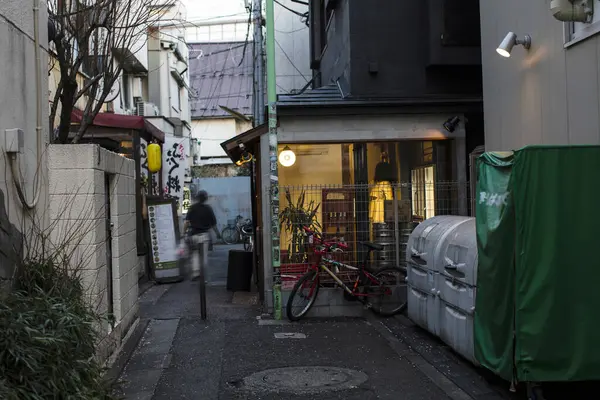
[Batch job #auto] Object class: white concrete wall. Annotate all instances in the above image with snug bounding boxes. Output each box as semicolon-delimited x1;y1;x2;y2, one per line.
480;0;600;150
148;14;192;125
48;144;141;361
0;1;50;287
191;118;252;163
277;114;466;142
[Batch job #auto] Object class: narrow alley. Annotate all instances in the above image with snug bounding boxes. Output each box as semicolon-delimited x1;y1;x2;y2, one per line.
115;245;512;400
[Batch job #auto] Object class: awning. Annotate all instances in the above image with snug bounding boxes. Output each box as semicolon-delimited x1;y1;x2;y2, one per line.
71;108;165;142
220;123;269;163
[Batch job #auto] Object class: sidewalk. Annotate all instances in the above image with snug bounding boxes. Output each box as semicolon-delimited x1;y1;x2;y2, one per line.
114;245;506;400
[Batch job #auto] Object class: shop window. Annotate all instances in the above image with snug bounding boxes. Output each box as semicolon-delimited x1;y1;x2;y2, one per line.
411;165;436;221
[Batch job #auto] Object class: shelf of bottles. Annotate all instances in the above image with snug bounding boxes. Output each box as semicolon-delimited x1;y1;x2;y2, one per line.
321;188;355;264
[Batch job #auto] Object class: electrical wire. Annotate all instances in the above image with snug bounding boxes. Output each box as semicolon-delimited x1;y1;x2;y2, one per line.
275;39;309;83
185;13;249;24
276;27;308;34
237;4;253;66
190;6;254;118
274;0;309;26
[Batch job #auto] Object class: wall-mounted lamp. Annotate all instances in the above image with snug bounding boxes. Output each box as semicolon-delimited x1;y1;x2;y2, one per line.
235;143;253;166
496;32;531;58
236;152;253;166
278;146;296;167
443;116;461;133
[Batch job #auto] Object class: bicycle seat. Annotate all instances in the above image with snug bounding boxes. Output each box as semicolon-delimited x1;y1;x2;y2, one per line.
360;241;384;251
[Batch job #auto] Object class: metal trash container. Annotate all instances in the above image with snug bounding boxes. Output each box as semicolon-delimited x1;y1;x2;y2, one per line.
226;250;253;291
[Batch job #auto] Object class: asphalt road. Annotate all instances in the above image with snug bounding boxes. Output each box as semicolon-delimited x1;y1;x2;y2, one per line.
114;245;522;400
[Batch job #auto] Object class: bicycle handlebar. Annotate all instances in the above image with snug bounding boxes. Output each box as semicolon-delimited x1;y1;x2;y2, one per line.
301;226;349;251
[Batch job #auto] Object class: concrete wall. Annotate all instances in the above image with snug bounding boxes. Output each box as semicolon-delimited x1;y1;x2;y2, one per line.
148;24;191;124
191;118;252;164
277;114;466;143
193;176;251;233
480;0;600;150
48;144;141;361
0;1;49;288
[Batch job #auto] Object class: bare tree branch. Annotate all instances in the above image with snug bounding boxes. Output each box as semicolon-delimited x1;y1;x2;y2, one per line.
48;0;186;144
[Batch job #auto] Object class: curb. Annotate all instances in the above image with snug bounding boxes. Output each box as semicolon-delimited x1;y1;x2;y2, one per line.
138;278;155;297
105;318;151;385
367;316;473;400
383;315;512;400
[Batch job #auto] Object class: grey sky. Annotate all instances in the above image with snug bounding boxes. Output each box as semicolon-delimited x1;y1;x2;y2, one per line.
182;0;248;22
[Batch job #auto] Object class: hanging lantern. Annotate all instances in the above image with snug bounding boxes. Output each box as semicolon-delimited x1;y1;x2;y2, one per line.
278;146;296;167
147;143;162;173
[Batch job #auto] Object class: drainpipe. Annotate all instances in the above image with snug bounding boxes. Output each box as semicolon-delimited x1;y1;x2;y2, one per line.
550;0;593;22
265;0;281;319
10;0;42;210
167;51;172;115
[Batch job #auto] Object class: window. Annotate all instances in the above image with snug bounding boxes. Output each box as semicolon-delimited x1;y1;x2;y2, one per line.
565;0;600;46
122;74;131;110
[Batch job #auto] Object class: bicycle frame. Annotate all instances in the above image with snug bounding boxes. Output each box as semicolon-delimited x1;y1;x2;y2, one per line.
301;226;391;300
314;257;389;299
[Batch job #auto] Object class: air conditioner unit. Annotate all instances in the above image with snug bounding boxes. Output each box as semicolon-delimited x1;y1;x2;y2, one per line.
136;101;159;117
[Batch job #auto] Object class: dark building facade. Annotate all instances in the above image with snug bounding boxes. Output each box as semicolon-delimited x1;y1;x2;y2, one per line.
309;0;483;100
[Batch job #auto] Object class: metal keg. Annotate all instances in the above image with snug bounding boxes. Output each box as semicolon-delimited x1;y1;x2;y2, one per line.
397;221;416;266
373;223;395;268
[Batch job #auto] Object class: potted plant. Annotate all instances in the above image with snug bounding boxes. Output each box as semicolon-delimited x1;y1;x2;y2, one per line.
279;189;321;289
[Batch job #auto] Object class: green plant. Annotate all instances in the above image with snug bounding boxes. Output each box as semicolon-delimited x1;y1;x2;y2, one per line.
0;260;117;400
279;189;321;264
0;187;120;399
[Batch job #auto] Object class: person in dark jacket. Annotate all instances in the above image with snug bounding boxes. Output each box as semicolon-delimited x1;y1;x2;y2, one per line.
183;190;220;280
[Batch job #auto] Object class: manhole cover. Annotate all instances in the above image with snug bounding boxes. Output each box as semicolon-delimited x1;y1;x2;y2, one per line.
274;332;306;339
243;366;368;394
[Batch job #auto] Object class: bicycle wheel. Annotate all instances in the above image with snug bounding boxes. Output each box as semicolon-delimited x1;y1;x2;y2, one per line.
367;267;407;316
243;235;252;251
221;227;239;244
286;270;320;321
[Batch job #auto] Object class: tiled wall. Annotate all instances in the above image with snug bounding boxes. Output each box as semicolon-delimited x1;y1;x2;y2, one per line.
48;144;141;360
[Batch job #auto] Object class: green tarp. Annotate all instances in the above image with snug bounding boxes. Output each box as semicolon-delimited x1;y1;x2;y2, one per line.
474;151;515;381
474;145;600;382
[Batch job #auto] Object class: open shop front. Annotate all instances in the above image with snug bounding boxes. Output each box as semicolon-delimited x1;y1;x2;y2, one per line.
222;125;470;312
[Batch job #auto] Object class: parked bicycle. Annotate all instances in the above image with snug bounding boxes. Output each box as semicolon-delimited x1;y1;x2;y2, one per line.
241;222;253;252
286;226;407;321
221;215;253;249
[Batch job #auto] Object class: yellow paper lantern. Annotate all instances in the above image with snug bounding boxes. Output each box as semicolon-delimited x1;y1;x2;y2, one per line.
147;143;162;173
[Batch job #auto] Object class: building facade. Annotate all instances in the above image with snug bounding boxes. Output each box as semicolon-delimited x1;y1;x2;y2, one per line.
189;41;253;166
0;1;50;287
223;0;486;313
480;0;600;150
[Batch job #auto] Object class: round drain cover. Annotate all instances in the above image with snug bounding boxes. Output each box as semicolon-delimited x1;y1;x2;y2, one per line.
243;366;368;394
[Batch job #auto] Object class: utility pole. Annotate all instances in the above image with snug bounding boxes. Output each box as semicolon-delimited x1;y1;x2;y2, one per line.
265;0;281;319
252;0;265;125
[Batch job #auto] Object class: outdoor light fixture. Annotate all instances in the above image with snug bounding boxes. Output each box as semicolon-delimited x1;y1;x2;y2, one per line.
278;146;296;167
443;116;461;133
496;32;531;58
236;151;254;166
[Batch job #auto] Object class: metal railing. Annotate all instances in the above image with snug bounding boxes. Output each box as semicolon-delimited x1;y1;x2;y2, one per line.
277;182;471;289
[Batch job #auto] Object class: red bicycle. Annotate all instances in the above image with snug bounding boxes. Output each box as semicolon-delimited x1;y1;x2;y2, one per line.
286;227;407;321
